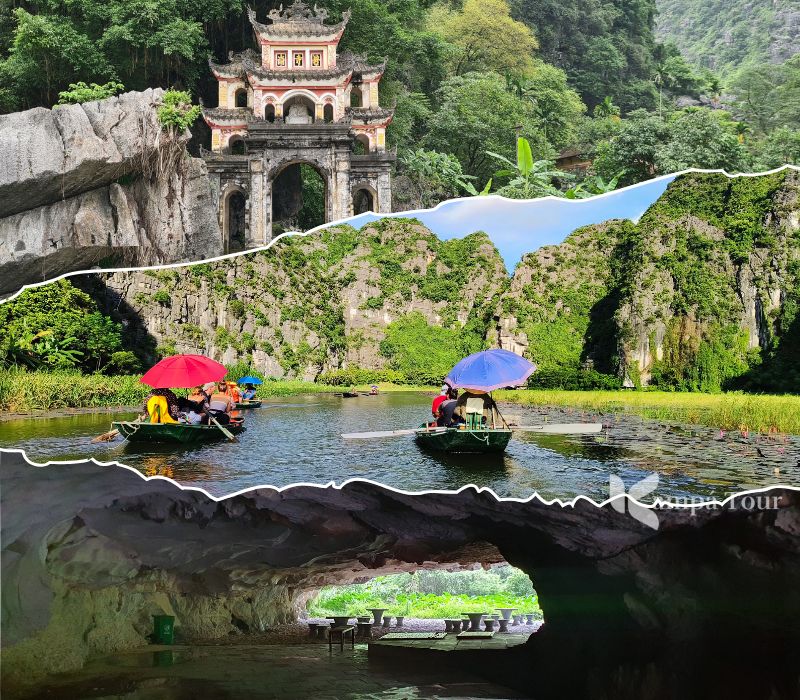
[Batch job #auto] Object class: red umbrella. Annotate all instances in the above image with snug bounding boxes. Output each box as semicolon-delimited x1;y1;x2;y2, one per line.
140;354;227;389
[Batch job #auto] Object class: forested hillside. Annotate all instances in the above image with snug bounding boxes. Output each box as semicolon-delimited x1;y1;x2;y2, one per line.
655;0;800;74
1;0;798;202
4;171;796;392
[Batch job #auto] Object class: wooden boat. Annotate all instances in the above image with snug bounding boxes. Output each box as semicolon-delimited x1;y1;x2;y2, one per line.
233;399;262;409
337;392;359;398
112;419;245;444
414;424;512;454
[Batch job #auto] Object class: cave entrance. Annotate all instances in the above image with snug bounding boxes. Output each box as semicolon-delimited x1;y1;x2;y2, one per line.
271;161;327;234
304;564;543;644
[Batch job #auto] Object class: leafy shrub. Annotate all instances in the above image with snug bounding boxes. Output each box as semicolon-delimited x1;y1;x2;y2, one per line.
229;299;246;319
55;81;124;106
152;289;171;306
157;90;201;131
527;367;622;390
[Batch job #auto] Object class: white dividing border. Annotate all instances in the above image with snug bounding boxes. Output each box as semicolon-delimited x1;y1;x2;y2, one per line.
1;448;798;515
2;165;797;303
1;165;799;502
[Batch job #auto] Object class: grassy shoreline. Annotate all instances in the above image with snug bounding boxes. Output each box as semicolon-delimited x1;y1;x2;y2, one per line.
498;389;800;434
2;371;798;434
0;370;434;413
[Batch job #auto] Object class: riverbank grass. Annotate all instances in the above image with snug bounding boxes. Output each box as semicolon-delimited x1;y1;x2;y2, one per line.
498;389;800;434
0;370;434;411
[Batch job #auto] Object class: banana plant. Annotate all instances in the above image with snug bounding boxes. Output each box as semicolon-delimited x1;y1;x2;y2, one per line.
487;136;571;199
564;171;624;199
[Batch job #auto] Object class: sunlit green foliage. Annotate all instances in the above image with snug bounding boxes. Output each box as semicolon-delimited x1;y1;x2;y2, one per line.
55;80;124;106
308;567;541;619
0;281;126;373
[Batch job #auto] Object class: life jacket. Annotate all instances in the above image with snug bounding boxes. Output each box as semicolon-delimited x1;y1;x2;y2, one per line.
147;395;178;424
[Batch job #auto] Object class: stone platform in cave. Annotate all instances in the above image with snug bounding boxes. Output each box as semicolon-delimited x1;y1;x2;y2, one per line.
370;631;532;654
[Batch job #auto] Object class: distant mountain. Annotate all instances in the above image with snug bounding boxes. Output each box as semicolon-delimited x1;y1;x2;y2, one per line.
655;0;800;74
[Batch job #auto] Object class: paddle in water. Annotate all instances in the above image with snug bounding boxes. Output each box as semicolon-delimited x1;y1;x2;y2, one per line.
210;416;238;442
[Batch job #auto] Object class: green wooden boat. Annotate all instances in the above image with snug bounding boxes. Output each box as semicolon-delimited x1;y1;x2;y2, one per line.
414;424;512;454
233;399;262;409
113;420;245;444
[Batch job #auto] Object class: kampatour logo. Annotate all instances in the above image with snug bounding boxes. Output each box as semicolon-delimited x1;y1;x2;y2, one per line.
609;473;660;530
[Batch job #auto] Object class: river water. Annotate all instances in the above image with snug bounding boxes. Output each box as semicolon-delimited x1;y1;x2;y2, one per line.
0;392;796;501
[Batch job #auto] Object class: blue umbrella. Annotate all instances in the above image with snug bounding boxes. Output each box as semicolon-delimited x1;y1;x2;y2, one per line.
445;349;536;392
237;376;263;385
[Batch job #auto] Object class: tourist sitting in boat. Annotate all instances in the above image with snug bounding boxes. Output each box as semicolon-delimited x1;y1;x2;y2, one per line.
369;385;379;395
431;385;449;421
436;388;463;427
208;381;235;424
241;383;257;400
144;388;180;424
227;381;242;403
453;390;505;428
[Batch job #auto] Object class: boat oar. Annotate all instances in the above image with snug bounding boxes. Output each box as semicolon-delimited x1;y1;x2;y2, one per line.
210;416;238;442
342;427;447;440
91;427;120;443
512;423;603;434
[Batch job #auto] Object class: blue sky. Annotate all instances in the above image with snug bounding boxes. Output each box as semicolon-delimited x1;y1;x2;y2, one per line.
343;174;676;272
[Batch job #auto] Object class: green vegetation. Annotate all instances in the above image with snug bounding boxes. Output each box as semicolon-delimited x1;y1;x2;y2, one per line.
655;0;797;77
498;389;800;434
0;0;795;199
0;368;150;411
307;566;541;620
0;281;133;374
55;80;124;106
156;89;200;131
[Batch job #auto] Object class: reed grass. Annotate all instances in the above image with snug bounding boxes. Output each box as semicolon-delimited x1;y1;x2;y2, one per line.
0;370;435;411
497;389;800;434
0;369;150;412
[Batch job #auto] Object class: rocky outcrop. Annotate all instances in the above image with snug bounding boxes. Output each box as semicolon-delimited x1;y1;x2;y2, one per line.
2;452;799;698
0;90;222;296
498;169;800;389
80;217;508;378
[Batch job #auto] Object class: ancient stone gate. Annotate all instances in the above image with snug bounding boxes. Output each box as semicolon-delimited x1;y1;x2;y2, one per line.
201;2;394;252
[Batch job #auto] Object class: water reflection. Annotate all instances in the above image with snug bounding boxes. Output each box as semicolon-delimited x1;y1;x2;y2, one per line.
0;392;796;501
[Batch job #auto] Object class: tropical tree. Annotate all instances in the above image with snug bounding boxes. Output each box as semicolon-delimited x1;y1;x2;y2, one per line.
593;97;620;119
397;149;477;209
656;109;750;173
426;0;538;78
425;72;548;183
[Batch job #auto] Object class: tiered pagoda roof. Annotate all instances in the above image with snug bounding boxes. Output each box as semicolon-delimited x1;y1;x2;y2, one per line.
247;3;351;40
209;50;387;85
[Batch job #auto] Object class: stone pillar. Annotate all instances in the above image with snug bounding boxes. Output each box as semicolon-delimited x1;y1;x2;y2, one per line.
331;151;352;222
248;158;268;246
376;169;392;213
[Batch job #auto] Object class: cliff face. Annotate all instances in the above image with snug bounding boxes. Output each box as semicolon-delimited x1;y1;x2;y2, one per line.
74;170;800;390
0;89;222;297
87;218;508;379
498;169;800;390
2;453;799;698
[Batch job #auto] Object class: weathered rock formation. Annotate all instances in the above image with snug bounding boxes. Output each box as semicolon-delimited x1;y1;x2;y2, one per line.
81;217;508;378
2;451;799;699
498;169;800;390
27;169;800;391
0;89;222;296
